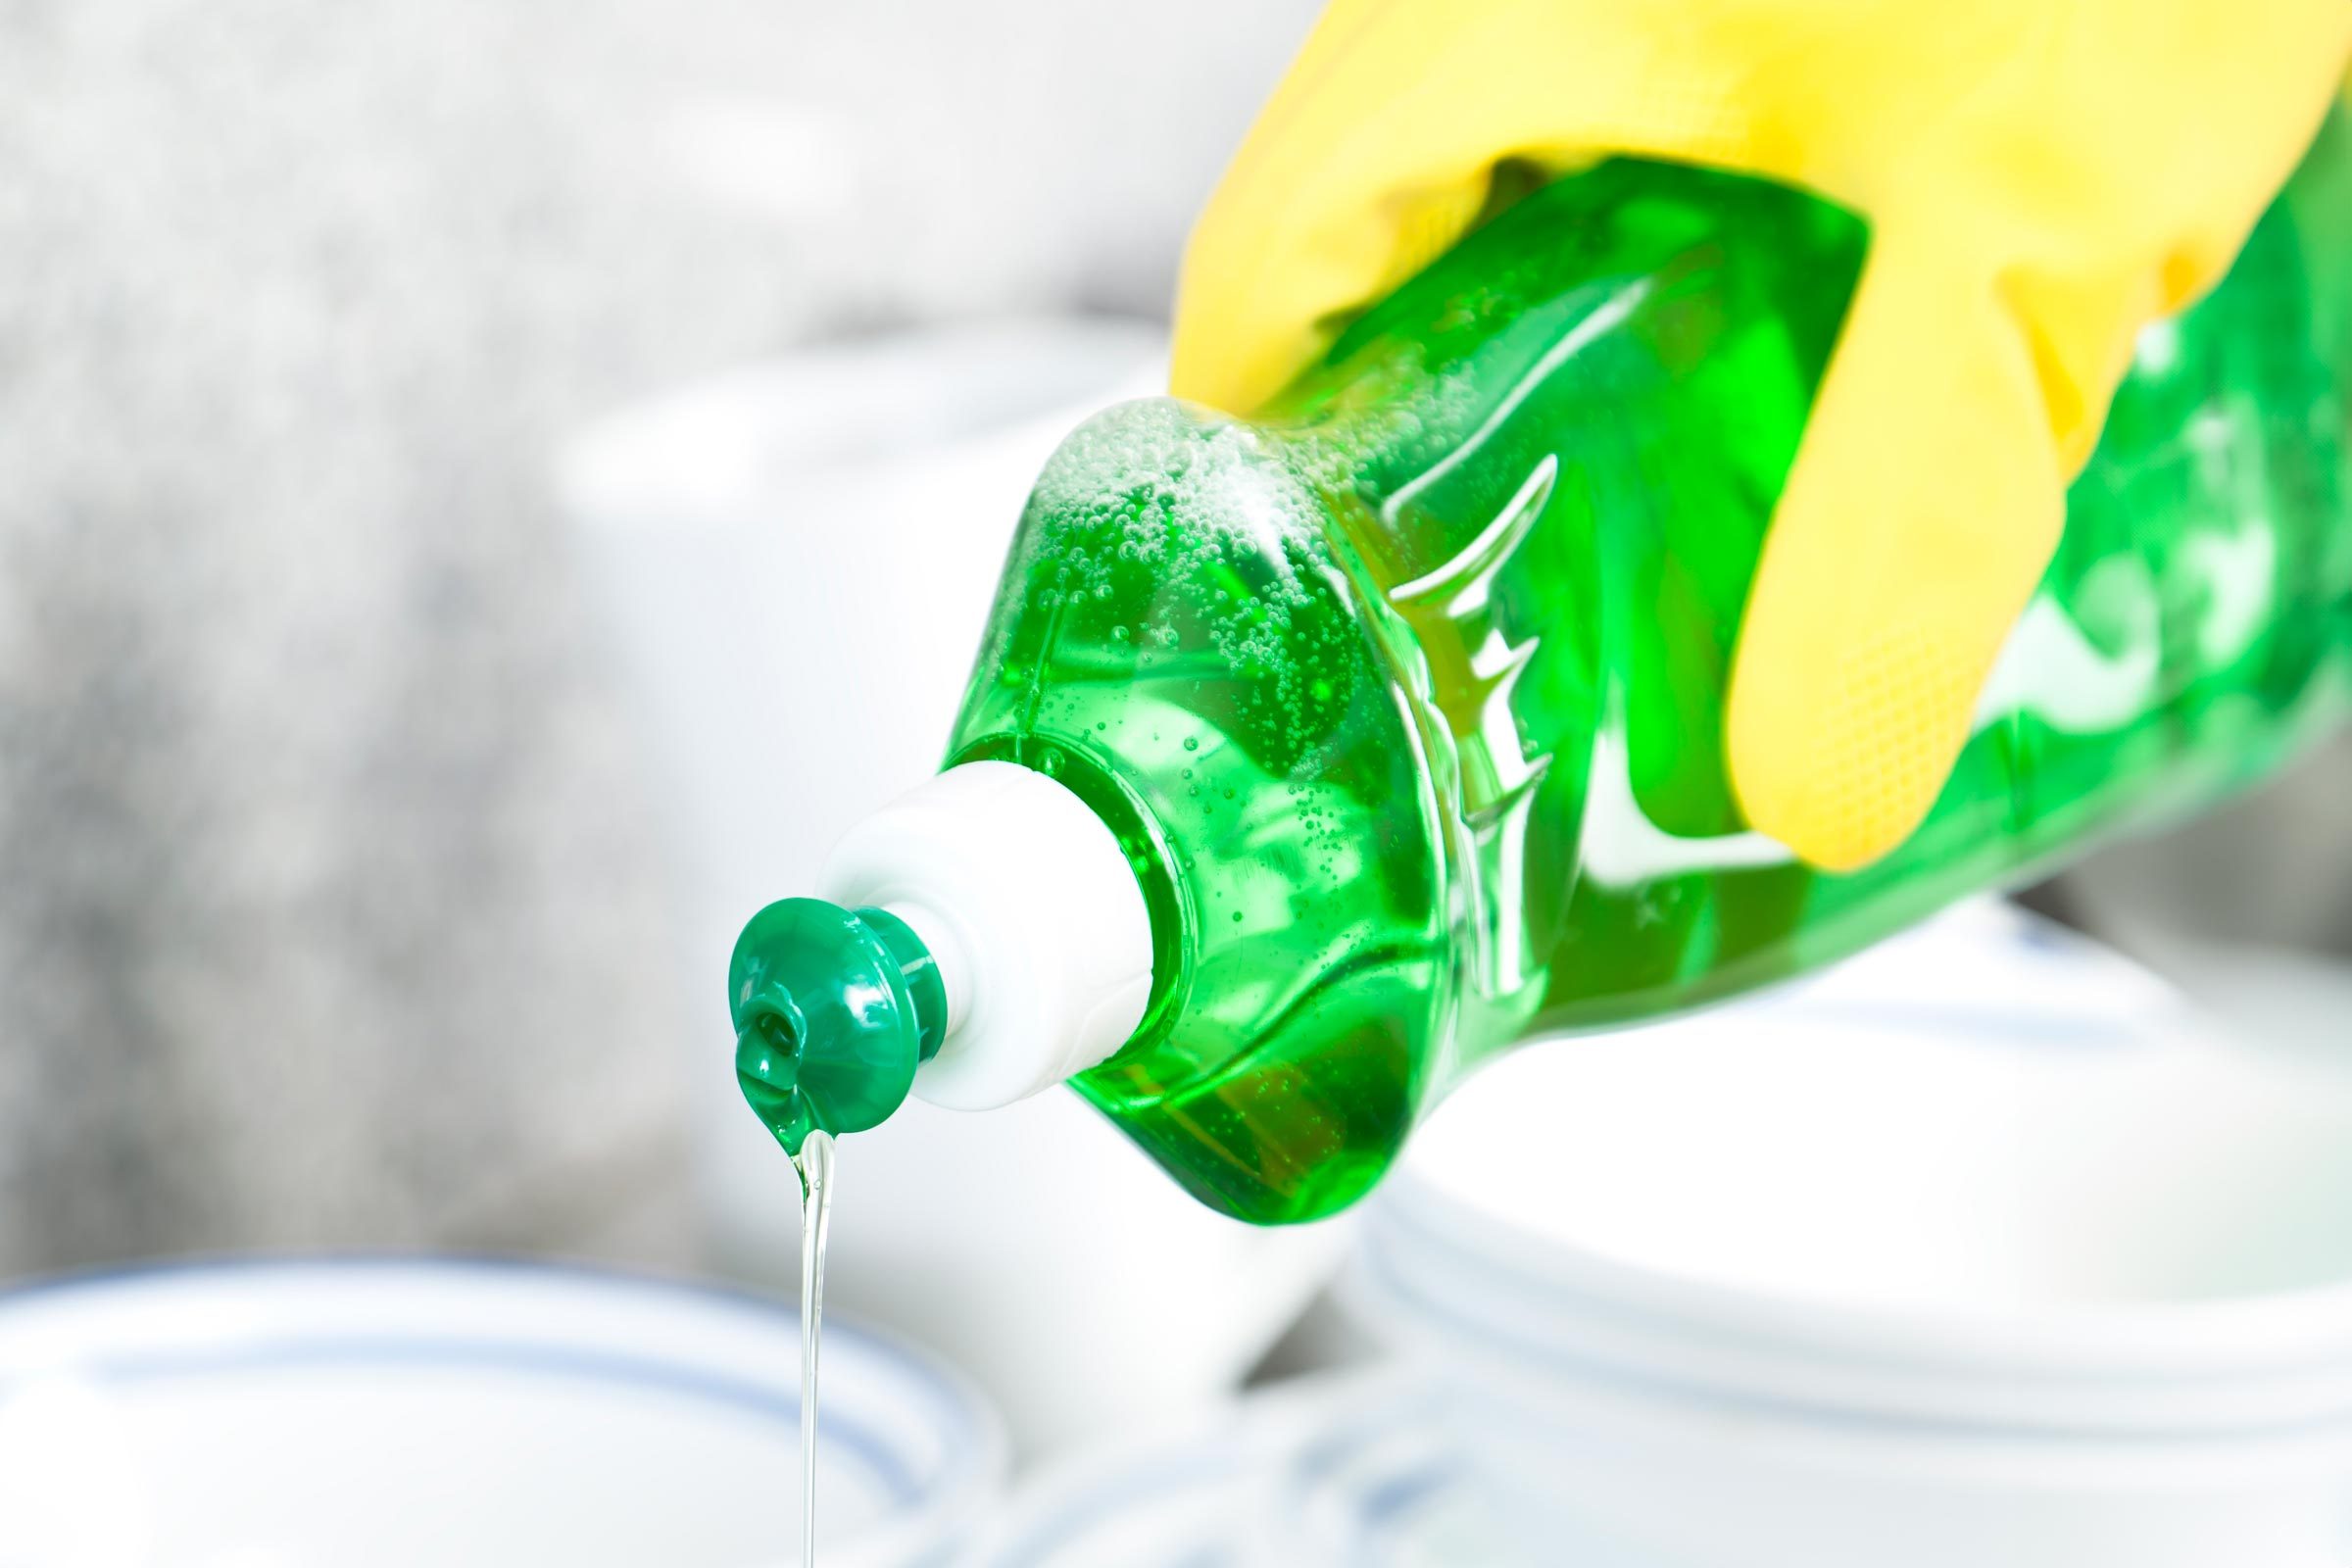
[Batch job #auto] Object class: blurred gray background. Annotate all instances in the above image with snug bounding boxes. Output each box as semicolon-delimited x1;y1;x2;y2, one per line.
0;0;2345;1279
0;0;1322;1273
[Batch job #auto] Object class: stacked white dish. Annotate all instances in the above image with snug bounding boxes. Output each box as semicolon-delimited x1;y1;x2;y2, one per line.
1352;900;2352;1568
0;1259;1003;1567
956;1373;1531;1568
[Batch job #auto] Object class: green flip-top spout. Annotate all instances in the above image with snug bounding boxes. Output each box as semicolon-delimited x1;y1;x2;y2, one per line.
729;898;947;1154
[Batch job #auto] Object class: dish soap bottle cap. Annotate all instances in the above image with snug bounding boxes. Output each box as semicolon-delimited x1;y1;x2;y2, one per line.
730;899;944;1153
731;760;1156;1152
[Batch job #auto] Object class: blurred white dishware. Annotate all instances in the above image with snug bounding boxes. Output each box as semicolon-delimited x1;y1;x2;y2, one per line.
0;1257;1001;1568
559;320;1353;1456
1348;900;2352;1568
953;1371;1496;1568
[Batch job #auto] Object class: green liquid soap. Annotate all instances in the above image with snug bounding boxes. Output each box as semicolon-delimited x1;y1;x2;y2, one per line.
733;113;2352;1224
792;1130;836;1568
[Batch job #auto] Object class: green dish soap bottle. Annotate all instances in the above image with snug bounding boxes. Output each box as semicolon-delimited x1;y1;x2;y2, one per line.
733;116;2352;1225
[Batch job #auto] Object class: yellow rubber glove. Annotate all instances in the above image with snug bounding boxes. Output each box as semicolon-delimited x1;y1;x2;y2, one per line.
1172;0;2352;869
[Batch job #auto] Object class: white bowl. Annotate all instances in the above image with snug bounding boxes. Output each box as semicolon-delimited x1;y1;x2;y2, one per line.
1348;903;2352;1568
0;1258;1003;1568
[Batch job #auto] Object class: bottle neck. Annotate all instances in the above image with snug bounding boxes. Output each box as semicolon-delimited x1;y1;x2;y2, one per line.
816;760;1156;1113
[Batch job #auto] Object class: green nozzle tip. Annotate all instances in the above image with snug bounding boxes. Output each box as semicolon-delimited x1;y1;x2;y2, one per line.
727;897;943;1154
733;987;809;1140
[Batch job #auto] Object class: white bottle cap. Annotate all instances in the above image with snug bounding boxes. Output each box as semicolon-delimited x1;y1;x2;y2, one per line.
817;760;1156;1110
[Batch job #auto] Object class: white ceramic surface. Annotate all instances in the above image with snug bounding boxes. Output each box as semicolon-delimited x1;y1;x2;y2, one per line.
0;1258;1002;1568
954;1373;1507;1568
1253;1384;1537;1568
559;321;1352;1455
956;1404;1277;1568
1349;901;2352;1568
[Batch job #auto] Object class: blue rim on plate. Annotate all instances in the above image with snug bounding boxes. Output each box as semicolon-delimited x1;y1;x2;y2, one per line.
0;1253;1004;1517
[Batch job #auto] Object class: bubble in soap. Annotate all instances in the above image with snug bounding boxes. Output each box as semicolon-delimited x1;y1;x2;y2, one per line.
1009;397;1349;728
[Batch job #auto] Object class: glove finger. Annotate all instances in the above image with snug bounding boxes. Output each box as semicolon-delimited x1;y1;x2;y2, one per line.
1727;226;2066;869
1170;0;1758;415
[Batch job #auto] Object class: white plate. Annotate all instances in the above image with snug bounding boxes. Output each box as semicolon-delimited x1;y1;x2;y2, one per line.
0;1257;1004;1568
954;1398;1288;1568
1258;1385;1543;1568
956;1375;1528;1568
1345;903;2352;1568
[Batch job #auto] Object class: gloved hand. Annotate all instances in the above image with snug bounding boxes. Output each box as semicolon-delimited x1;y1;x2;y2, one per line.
1173;0;2352;870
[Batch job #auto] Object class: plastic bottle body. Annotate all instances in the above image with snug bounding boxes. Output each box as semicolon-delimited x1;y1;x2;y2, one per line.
945;132;2352;1225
